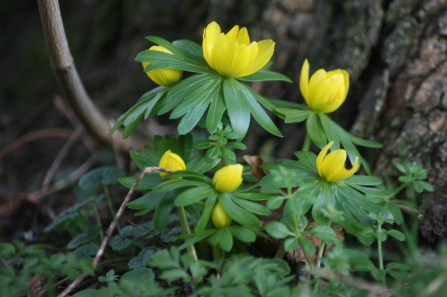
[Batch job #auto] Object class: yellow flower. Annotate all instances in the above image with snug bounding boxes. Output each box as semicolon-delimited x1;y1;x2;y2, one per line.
212;202;232;229
202;21;275;78
212;164;243;193
316;141;358;182
158;150;186;178
300;59;350;113
142;46;183;87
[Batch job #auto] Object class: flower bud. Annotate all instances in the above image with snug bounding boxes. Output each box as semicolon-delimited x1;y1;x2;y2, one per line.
142;46;182;87
212;202;232;228
158;150;186;178
316;142;358;182
212;164;243;193
300;59;349;113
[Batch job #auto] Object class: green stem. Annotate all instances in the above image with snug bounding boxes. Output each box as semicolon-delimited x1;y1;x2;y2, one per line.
377;223;387;288
177;206;199;262
103;185;120;231
274;242;286;259
388;182;410;200
93;205;104;241
302;133;311;152
219;146;229;165
212;244;224;260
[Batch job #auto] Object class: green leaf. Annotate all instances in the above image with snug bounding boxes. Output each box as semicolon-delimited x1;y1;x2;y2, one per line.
265;221;295;239
186;154;221;173
232;197;271;215
307;226;336;241
127;190;165;216
73;243;98;261
196;194;217;235
118;174;163;190
170;80;217;135
155;180;205;192
299;237;316;255
128;247;159;270
206;83;226;134
223;78;251;139
240;83;283;137
344;249;374;272
371;268;386;281
238;70;292;82
219;194;261;228
276;108;310;123
67;226;101;249
228;226;256;243
387;230;405;241
153;191;176;230
79;167;125;190
172;39;203;58
178;229;217;250
130;146;159;170
217;228;233;252
306;113;327;147
284;238;299;252
120;268;155;282
345;175;383;186
349;134;382;148
109;226;134;251
386;203;404;225
174;186;215;206
232;191;272;201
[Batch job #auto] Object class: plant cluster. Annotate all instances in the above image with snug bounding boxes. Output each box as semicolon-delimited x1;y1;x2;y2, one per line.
2;21;441;297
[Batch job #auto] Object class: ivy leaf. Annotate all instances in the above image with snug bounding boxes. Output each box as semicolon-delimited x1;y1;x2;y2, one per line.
128;247;159;270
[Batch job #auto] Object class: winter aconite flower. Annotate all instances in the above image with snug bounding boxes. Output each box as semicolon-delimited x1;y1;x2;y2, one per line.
212;202;232;228
142;46;182;87
317;141;358;182
212;164;243;193
202;21;275;78
300;59;349;113
158;150;186;177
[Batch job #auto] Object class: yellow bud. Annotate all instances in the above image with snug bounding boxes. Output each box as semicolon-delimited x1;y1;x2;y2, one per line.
300;59;349;113
212;202;232;228
316;142;359;182
212;164;243;193
158;150;186;178
142;46;183;87
202;21;275;78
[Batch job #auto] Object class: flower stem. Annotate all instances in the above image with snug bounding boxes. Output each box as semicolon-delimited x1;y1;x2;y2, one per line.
302;133;311;152
377;223;387;288
388;182;410;200
219;146;229;165
177;206;199;262
93;205;104;241
103;185;120;231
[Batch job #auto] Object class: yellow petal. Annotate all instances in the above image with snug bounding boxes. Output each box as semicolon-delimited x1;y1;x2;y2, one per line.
225;25;240;42
327;156;359;182
142;46;182;87
212;40;249;78
203;22;222;67
236;27;250;46
213;164;243;193
311;74;344;113
307;69;327;110
149;45;173;54
239;39;275;77
159;150;186;177
300;59;310;103
316;141;333;177
321;150;348;180
212;202;232;228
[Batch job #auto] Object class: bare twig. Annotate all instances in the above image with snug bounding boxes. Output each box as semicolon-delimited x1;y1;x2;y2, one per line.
0;128;73;160
28;151;101;202
37;0;143;152
394;203;423;220
311;269;392;297
41;126;82;191
56;167;171;297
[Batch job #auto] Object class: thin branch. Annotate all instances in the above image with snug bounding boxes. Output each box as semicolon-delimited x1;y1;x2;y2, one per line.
0;128;73;160
56;167;171;297
41;126;82;191
37;0;144;152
